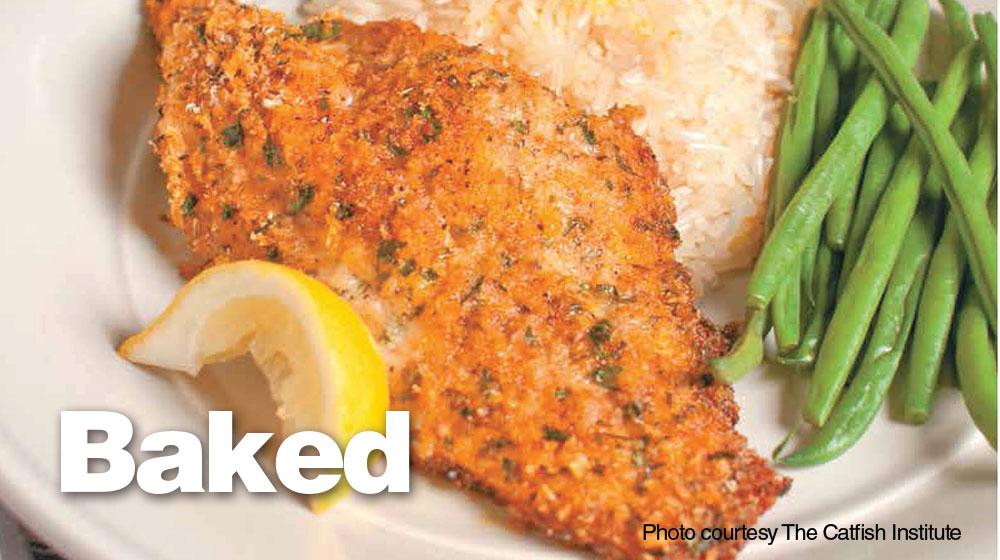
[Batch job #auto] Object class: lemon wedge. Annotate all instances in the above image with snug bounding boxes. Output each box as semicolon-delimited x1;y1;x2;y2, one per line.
118;260;389;511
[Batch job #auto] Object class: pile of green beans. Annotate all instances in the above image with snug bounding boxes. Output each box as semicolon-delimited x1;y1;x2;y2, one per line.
710;0;998;464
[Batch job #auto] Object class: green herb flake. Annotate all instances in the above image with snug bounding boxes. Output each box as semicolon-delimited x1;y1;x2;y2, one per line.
404;104;443;143
501;457;516;479
301;21;324;40
196;23;207;43
577;117;597;145
461;275;484;303
595;283;617;296
564;216;588;235
480;370;500;397
623;401;643;419
326;21;342;39
399;259;416;277
631;449;645;467
511;120;528;134
421;268;439;282
406;303;425;320
459;407;474;419
423;116;442;143
180;193;198;215
266;246;281;262
335;201;355;220
220;121;244;148
387;142;409;158
554;387;569;400
595;283;633;302
588;320;612;346
615;153;635;175
542;426;569;443
377;239;405;264
592;365;622;389
263;137;283;167
485;438;510;452
221;204;236;220
289;185;315;215
524;327;540;346
707;450;737;461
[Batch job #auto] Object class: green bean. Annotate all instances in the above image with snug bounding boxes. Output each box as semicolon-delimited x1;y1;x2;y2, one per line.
778;245;839;367
800;226;823;308
825;164;863;249
887;103;912;136
866;0;903;52
828;0;998;332
974;14;997;88
773;261;802;353
923;97;981;199
767;115;798;233
990;182;998;229
765;9;830;234
955;290;998;449
853;0;904;108
833;0;895;86
804;42;979;426
941;0;976;49
905;98;997;423
746;0;929;310
711;308;767;383
882;81;934;148
785;57;841;343
831;0;870;74
769;9;832;353
781;201;938;465
828;0;898;250
839;128;905;292
813;63;842;157
721;10;829;375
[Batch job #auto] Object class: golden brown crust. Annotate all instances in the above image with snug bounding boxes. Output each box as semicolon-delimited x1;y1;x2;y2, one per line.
146;1;789;557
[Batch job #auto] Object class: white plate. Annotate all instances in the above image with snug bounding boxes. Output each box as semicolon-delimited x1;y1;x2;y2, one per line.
0;0;994;558
0;505;32;560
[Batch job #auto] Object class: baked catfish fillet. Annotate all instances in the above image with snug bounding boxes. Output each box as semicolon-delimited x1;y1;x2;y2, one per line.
146;0;789;557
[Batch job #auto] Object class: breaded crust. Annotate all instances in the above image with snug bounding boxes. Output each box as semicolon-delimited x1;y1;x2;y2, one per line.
146;1;789;557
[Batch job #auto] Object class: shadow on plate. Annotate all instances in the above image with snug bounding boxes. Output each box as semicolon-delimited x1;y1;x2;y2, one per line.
106;15;189;272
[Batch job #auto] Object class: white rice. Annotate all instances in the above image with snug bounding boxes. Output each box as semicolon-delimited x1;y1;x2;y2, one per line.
303;0;812;290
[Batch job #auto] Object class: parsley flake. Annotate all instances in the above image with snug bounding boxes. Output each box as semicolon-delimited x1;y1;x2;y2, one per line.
542;427;569;442
377;239;405;264
577;117;597;145
588;320;612;346
592;365;622;389
220;121;243;148
289;185;315;215
335;201;355;220
180;193;198;215
263;137;283;167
